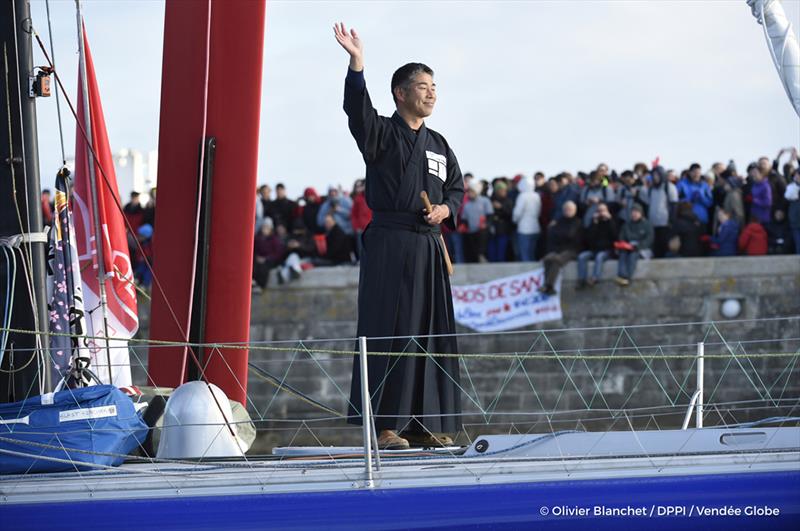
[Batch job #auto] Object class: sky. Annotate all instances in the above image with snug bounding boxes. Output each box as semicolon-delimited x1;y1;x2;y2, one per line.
29;0;800;199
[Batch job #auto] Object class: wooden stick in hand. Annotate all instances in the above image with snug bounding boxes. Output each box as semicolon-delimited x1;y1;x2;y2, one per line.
420;191;455;276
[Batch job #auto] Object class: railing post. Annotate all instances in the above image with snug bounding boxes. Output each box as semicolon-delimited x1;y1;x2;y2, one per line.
696;342;704;429
358;336;374;487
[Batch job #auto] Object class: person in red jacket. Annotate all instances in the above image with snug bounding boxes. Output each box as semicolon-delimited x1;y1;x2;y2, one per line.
350;178;372;260
738;219;768;256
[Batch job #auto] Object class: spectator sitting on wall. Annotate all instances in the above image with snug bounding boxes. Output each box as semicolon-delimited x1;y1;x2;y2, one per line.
538;200;581;296
322;213;355;265
462;179;493;263
615;203;653;287
671;201;704;257
785;167;800;254
317;186;353;235
488;180;513;262
512;174;541;262
677;163;713;226
252;217;286;291
710;208;739;257
738;217;768;256
577;202;617;288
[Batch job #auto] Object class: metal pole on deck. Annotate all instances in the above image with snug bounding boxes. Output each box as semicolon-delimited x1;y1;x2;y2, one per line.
696;342;704;429
358;336;373;487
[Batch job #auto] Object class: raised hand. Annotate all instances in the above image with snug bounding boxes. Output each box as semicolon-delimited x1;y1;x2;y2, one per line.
333;22;363;71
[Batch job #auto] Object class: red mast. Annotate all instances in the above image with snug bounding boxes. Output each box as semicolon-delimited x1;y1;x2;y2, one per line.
148;0;266;405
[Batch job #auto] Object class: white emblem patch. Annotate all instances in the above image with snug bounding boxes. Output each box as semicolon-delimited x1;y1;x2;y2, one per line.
426;151;447;182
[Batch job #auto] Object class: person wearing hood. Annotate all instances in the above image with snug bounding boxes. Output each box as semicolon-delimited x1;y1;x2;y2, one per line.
512;174;541;261
640;165;678;258
462;179;493;262
615;203;653;286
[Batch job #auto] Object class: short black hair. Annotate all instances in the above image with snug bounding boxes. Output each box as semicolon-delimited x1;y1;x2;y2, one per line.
391;62;433;104
276;183;285;190
689;163;701;172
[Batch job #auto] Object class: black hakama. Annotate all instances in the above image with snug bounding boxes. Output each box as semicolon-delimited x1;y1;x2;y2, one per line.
343;68;464;434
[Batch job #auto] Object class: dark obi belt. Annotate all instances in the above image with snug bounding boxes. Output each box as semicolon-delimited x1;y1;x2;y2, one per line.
370;211;441;234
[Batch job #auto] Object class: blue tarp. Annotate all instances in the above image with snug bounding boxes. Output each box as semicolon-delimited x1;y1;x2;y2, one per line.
0;385;147;474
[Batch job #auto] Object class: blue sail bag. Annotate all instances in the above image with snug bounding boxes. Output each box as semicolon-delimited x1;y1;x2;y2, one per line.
0;385;148;474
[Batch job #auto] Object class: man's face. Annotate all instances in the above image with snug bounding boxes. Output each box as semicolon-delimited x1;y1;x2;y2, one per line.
261;186;271;200
276;187;286;199
596;204;609;219
397;72;436;119
631;209;642;222
597;164;609;178
758;157;770;174
563;202;577;218
690;168;701;181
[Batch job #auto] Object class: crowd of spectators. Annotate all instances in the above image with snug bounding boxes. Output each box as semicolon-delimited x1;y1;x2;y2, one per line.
251;148;799;290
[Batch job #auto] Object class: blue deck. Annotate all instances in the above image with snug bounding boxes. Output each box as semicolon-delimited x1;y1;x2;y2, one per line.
3;470;799;530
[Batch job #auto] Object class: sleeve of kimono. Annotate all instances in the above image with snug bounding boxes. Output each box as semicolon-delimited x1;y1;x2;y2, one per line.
343;68;387;163
440;148;465;230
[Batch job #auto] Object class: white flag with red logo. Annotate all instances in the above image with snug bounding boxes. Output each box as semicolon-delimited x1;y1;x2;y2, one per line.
72;23;138;386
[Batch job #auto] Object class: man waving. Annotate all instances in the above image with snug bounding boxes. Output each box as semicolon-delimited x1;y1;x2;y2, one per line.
335;23;464;449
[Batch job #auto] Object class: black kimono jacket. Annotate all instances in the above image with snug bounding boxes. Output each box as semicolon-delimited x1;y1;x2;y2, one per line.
343;68;464;434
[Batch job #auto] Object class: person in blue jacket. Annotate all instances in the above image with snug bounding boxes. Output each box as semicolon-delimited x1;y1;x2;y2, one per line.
677;163;713;225
711;208;739;256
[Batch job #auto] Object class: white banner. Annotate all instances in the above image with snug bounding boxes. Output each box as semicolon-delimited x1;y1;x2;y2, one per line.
451;268;562;332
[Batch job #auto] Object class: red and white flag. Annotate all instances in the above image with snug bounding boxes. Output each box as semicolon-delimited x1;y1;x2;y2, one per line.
73;23;138;386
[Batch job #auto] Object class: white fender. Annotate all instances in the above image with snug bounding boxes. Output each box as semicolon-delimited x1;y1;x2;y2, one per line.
156;381;248;459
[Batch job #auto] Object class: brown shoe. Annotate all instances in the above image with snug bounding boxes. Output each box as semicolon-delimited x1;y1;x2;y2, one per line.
377;430;410;450
400;432;454;447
